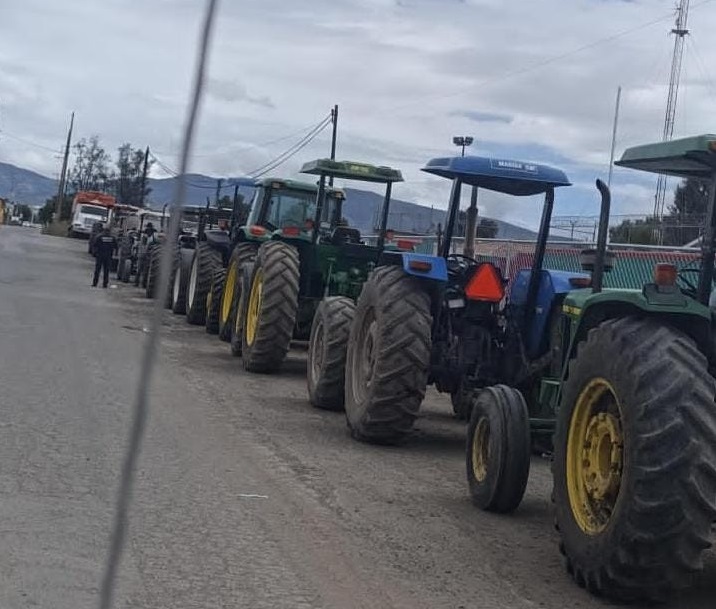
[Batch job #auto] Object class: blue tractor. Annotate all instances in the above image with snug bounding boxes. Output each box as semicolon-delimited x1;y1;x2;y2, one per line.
343;155;605;444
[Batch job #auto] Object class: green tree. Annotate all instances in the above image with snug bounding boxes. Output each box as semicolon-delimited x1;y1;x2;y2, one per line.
609;217;659;245
218;192;249;224
665;177;708;245
15;204;32;222
69;135;112;192
113;144;153;206
609;177;709;246
38;194;73;224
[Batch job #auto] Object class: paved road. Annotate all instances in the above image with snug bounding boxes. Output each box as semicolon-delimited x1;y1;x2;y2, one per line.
0;225;713;609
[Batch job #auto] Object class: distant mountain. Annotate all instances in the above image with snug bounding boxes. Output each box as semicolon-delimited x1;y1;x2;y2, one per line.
0;161;537;239
0;162;57;205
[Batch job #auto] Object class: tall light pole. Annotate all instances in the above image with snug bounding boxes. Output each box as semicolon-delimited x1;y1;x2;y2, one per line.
453;136;473;157
453;136;478;257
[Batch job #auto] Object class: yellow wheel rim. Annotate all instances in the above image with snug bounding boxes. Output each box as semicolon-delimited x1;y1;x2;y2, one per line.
471;417;490;483
221;261;237;324
566;378;624;535
245;269;262;346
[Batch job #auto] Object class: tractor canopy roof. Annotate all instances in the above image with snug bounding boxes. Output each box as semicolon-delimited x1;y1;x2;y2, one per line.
421;156;571;196
255;177;320;192
300;159;404;184
615;134;716;179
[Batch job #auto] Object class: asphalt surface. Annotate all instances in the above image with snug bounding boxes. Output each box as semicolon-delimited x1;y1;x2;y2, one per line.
0;225;713;609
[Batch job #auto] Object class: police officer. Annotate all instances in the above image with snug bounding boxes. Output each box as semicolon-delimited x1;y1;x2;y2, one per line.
92;225;118;288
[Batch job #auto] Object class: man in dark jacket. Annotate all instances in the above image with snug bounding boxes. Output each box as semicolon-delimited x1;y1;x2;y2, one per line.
92;226;118;288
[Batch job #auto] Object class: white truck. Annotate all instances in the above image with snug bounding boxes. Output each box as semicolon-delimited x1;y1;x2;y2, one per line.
68;191;116;238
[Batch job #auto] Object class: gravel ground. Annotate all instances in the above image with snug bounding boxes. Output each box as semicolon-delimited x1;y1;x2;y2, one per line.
0;225;713;608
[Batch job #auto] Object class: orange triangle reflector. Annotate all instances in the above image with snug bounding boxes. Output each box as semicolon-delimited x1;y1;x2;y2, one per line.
465;263;504;302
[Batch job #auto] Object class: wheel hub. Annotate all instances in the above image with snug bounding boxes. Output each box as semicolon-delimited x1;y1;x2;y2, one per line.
566;377;624;535
361;320;377;388
221;263;236;323
245;270;262;346
471;417;490;483
581;412;622;502
310;318;324;384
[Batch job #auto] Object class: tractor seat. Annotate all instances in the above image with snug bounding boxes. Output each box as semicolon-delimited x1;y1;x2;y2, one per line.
330;226;362;246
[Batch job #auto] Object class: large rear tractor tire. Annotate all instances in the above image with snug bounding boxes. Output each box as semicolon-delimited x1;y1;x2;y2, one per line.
308;297;356;411
205;268;226;335
186;242;222;325
466;385;530;513
553;317;716;602
220;243;257;342
231;262;254;357
240;241;299;373
145;243;162;298
121;258;132;283
171;248;194;315
344;266;432;443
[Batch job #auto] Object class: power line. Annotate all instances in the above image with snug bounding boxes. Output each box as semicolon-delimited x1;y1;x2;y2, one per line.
152;118;332;158
382;0;716;114
247;115;332;178
149;113;332;189
0;130;63;154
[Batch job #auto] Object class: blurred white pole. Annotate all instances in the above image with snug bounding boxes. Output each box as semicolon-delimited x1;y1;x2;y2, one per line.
607;86;622;189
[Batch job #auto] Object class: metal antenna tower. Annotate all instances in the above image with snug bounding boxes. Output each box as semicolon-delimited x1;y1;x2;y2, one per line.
653;0;690;239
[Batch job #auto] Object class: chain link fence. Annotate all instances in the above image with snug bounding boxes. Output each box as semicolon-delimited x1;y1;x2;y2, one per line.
368;235;702;290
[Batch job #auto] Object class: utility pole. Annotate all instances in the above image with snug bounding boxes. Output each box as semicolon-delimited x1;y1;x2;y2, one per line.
215;178;223;207
607;86;622;190
54;112;74;220
653;0;690;243
329;104;338;187
139;146;150;208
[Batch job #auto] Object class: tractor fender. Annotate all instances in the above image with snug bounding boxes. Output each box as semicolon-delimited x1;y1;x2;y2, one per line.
564;289;712;360
378;251;448;283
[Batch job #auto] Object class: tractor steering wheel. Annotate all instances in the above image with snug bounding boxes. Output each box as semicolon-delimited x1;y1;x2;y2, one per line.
446;253;479;274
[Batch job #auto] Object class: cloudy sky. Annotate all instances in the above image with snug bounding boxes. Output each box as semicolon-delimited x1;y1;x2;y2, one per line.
1;0;716;230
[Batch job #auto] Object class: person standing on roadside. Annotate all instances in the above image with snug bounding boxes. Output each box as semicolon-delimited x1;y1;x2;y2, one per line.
92;225;118;288
134;222;158;287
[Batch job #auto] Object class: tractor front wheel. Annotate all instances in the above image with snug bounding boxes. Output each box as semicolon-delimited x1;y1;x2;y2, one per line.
344;265;432;443
308;297;355;411
553;317;716;602
240;241;299;372
466;385;530;513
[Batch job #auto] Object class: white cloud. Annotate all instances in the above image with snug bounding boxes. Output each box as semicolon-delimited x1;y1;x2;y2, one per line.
1;0;715;225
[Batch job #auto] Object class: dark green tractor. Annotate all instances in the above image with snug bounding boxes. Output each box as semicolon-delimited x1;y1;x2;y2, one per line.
545;135;716;602
236;159;405;380
215;178;343;348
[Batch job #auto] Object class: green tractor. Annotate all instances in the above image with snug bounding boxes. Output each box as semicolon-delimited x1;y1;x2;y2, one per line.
214;178;343;346
546;135;716;601
235;159;405;380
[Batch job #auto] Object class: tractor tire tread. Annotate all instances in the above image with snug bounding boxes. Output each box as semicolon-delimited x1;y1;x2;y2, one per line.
308;296;356;410
242;241;299;372
345;265;431;443
553;316;716;602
